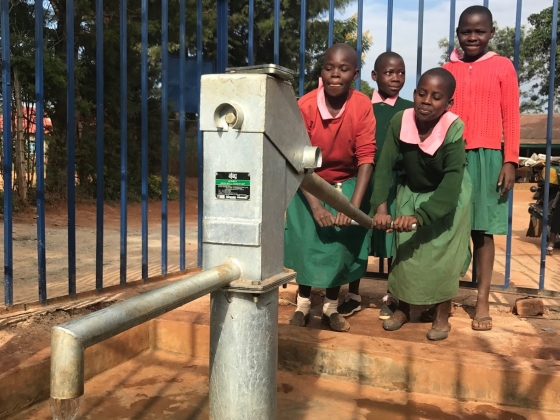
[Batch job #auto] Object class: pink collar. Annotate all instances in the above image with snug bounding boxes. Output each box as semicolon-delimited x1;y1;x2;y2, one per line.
400;108;459;156
317;77;347;120
449;49;497;63
371;90;398;106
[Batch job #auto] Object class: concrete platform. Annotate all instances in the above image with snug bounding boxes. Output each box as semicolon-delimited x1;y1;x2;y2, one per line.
12;350;559;420
3;274;560;419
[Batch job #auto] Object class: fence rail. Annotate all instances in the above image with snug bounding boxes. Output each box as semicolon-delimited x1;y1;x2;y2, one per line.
0;0;559;306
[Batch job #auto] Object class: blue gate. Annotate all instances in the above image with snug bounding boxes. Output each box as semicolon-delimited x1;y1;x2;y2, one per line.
0;0;559;306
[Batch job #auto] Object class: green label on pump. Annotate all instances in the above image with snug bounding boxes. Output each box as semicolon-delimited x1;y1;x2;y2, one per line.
215;172;250;200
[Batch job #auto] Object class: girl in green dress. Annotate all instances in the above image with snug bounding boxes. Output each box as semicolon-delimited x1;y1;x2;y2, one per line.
371;68;472;341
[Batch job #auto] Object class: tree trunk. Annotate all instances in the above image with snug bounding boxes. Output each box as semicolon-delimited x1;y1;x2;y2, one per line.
12;68;27;201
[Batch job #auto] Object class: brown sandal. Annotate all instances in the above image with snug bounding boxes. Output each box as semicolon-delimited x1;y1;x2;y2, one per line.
472;316;492;331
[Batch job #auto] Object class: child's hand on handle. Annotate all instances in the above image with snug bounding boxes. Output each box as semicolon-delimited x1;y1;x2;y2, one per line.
373;213;393;231
498;162;516;195
393;216;418;232
311;206;336;227
335;212;352;227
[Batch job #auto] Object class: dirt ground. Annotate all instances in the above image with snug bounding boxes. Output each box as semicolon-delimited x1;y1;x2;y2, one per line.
1;181;559;306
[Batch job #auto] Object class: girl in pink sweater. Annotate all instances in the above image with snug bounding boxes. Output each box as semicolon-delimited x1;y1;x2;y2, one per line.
439;5;520;331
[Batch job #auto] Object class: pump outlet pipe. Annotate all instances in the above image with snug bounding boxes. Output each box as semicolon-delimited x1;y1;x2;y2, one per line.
51;260;242;400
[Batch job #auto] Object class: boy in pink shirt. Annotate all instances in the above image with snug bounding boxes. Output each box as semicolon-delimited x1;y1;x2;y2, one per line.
439;5;520;331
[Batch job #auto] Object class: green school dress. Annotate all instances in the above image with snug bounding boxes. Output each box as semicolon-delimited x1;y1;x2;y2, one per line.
370;96;414;259
371;111;472;305
284;178;372;288
466;149;508;235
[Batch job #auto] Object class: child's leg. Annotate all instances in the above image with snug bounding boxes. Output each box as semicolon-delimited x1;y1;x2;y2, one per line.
288;285;312;327
472;231;494;330
337;280;362;317
323;286;350;332
427;299;452;341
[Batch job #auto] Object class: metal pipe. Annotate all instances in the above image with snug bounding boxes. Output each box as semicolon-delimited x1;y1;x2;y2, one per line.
298;0;307;98
120;0;128;285
161;0;169;275
248;0;254;65
210;288;278;420
504;0;523;290
67;0;77;296
274;0;280;64
540;0;559;290
328;0;335;47
141;0;149;279
300;173;372;228
179;0;186;270
2;0;13;306
448;0;456;58
356;0;364;91
386;0;393;51
36;0;47;302
96;0;105;290
416;0;424;85
50;260;242;400
196;0;203;266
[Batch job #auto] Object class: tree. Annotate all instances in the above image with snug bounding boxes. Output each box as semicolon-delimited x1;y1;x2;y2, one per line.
1;0;374;203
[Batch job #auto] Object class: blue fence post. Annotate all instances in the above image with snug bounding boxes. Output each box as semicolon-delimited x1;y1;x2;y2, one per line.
356;0;364;91
197;0;203;266
274;0;280;64
539;0;559;290
141;0;149;279
448;0;456;58
179;0;186;270
248;0;255;65
161;0;169;275
416;0;424;85
299;0;307;98
67;0;76;296
483;0;489;7
35;0;47;302
95;0;104;291
386;0;393;51
503;0;523;290
120;0;128;284
2;0;13;305
35;1;47;302
328;0;335;47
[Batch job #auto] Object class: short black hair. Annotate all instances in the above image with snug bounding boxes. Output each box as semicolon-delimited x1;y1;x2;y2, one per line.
374;51;404;72
418;68;456;98
324;43;358;68
458;5;493;27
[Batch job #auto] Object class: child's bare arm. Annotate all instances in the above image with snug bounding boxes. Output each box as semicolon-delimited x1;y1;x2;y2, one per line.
335;163;373;227
300;188;335;227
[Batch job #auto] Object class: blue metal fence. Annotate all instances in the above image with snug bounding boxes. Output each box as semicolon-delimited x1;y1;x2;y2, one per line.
1;0;559;306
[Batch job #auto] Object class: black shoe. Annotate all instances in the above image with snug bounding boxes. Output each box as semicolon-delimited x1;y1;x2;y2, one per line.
379;301;398;320
337;297;362;317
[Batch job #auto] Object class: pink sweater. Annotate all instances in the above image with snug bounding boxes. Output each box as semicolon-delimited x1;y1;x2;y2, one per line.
443;50;520;164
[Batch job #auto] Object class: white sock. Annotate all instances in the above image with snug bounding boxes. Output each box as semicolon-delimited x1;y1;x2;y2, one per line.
296;295;311;316
345;293;361;303
323;297;338;317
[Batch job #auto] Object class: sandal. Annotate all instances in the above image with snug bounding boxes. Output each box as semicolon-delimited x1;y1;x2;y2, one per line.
547;246;554;256
427;323;451;341
382;310;410;331
472;316;492;331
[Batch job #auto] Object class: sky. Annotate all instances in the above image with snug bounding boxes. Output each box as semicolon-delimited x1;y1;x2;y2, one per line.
337;0;553;99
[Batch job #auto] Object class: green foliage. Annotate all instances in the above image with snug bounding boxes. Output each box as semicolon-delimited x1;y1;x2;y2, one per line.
148;175;179;200
1;0;373;204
